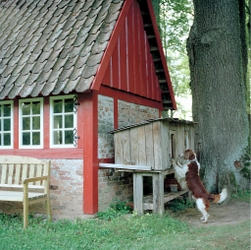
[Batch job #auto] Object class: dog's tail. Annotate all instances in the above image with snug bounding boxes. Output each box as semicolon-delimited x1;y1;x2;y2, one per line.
209;188;227;203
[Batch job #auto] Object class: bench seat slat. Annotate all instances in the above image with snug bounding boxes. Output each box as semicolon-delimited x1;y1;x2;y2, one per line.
14;164;22;184
1;164;7;184
0;191;47;202
0;184;44;189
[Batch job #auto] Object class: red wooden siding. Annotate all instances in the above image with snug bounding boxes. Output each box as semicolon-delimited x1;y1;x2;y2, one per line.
102;1;161;102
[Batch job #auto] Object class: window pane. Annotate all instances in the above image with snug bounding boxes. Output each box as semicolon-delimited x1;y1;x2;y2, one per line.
3;104;11;116
32;116;40;130
54;100;62;113
54;115;62;128
32;132;40;145
3;133;10;146
22;117;30;130
65;130;73;144
65;99;74;113
22;102;30;115
54;131;62;144
3;118;10;131
65;114;73;128
32;102;40;115
23;132;30;145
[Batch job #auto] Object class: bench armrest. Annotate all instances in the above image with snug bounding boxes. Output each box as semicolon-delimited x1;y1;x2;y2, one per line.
23;176;49;185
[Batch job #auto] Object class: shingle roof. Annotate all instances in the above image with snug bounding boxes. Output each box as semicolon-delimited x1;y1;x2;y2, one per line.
0;0;124;99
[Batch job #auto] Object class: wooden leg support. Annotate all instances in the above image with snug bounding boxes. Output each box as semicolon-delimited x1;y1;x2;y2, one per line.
23;200;28;228
152;172;164;215
133;173;144;215
46;197;52;221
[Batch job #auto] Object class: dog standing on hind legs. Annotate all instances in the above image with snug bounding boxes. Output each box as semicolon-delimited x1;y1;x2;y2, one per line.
172;149;227;223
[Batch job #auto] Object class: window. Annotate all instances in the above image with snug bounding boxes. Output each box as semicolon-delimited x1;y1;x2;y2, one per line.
50;95;77;148
19;98;43;148
0;101;13;148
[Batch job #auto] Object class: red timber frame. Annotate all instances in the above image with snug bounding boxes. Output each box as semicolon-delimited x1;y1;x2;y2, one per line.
82;91;99;214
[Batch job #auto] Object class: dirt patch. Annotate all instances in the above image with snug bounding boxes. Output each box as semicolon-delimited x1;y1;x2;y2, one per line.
172;199;250;227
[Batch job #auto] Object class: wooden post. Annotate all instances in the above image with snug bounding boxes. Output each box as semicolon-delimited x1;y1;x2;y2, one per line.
83;91;99;214
152;172;164;215
133;173;144;215
23;183;29;229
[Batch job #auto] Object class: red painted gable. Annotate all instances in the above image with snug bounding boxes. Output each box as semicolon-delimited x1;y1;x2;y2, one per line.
92;0;176;110
102;0;161;102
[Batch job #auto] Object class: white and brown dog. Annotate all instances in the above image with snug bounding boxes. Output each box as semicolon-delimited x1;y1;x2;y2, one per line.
172;149;227;223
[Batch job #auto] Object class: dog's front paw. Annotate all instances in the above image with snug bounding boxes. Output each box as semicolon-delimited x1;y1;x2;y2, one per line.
171;158;175;166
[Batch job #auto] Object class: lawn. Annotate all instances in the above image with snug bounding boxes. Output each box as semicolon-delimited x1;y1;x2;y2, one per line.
0;192;250;250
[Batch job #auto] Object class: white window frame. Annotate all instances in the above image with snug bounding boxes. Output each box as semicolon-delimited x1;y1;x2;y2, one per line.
19;98;44;149
0;100;13;149
50;95;77;148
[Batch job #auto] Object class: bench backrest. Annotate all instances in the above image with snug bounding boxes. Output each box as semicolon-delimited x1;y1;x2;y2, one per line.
0;155;50;190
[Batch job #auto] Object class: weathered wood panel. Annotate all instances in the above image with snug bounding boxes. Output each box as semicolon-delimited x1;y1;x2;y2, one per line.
137;125;147;166
145;123;154;169
114;129;130;164
160;120;169;170
133;173;144;215
113;119;195;171
152;172;164;214
152;121;162;170
130;127;138;165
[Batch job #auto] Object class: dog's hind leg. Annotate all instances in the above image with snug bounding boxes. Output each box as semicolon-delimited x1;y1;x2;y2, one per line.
196;198;209;223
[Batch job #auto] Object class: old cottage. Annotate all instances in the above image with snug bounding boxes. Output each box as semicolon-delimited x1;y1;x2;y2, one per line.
0;0;177;218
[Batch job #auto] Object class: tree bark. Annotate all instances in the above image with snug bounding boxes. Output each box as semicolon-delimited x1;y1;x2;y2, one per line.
187;0;250;193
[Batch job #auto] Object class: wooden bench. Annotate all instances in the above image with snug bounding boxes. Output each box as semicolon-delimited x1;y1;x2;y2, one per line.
0;155;52;228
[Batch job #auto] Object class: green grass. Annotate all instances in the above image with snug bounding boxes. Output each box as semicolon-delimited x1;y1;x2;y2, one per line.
0;194;250;250
231;188;251;201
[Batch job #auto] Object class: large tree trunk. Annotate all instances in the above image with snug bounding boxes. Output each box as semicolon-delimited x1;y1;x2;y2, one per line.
187;0;250;193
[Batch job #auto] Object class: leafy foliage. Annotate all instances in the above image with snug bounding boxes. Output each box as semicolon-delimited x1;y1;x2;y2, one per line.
167;197;195;212
231;189;251;201
95;200;133;220
158;0;193;119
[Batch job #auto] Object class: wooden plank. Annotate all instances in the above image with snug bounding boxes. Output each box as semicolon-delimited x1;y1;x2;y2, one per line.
7;164;14;185
0;184;44;189
129;127;138;165
14;164;21;185
36;164;43;185
22;164;28;182
137;125;146;166
115;130;130;164
163;190;188;203
99;163;151;171
0;155;47;164
115;131;129;164
152;173;164;215
29;164;35;179
152;121;162;170
0;191;47;201
169;130;176;159
1;163;7;184
122;130;131;164
160;121;169;170
176;124;184;156
143;190;189;210
145;123;154;169
133;173;144;215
